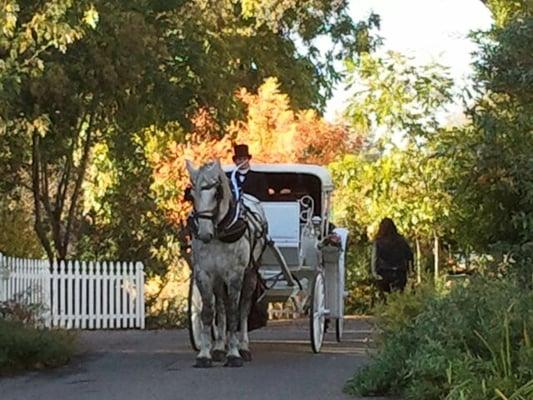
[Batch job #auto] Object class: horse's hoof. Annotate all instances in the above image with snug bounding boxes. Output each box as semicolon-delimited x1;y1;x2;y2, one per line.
211;350;226;362
239;349;252;362
224;356;243;368
194;357;212;368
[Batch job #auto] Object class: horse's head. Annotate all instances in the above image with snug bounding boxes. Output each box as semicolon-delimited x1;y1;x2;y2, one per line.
186;159;227;243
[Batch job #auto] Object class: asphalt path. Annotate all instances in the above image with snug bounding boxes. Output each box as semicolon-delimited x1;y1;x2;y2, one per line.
0;317;393;400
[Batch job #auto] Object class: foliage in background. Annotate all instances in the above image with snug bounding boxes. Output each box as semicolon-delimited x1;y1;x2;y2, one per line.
343;244;379;314
335;51;454;240
442;16;533;255
330;52;457;311
0;196;44;258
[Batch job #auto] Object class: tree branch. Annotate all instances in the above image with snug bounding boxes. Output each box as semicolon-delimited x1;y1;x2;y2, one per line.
62;112;96;259
31;134;54;263
55;112;86;215
40;152;63;257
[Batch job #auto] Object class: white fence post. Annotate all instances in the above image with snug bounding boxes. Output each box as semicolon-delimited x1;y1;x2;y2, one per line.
81;261;87;329
95;261;102;329
52;260;59;327
128;262;135;328
136;262;145;329
0;252;5;302
121;262;128;328
42;259;52;328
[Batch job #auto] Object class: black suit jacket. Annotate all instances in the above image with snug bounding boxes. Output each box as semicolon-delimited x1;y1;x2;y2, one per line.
226;170;269;201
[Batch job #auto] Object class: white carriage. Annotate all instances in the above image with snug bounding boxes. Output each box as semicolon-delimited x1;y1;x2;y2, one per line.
188;163;349;353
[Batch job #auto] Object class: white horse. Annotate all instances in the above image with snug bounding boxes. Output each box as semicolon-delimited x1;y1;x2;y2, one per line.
186;159;268;367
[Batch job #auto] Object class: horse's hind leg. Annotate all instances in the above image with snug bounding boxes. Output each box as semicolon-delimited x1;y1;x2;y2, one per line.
194;272;214;368
239;268;257;362
211;286;226;362
224;275;244;367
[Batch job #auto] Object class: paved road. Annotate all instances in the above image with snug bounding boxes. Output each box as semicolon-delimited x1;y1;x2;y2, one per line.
0;317;389;400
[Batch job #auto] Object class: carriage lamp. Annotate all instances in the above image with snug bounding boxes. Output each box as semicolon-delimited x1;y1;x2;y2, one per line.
311;216;322;226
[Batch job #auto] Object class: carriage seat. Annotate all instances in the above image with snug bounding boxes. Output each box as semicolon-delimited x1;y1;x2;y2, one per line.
261;202;300;268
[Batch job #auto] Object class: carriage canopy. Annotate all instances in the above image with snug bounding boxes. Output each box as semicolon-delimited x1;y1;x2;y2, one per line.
223;163;333;214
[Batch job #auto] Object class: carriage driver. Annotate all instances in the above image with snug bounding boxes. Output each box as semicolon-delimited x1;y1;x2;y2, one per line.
230;144;268;201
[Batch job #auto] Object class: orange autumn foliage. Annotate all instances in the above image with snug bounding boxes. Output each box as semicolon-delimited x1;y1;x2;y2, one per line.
230;77;360;163
151;78;361;225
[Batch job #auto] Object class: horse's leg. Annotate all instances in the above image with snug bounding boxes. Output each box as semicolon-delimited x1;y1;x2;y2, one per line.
224;274;244;367
239;268;257;361
194;271;214;368
211;285;227;362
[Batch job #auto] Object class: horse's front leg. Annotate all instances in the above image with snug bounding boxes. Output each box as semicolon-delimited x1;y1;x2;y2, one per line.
194;272;214;368
211;286;227;362
224;273;244;367
239;268;257;361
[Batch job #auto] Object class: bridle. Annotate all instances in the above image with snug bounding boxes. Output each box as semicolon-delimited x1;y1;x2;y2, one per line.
191;180;223;224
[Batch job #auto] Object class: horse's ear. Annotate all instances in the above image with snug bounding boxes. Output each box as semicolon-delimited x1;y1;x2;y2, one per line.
185;159;198;181
214;158;221;169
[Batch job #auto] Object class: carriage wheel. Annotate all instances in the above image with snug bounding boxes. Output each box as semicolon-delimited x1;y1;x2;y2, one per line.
188;279;203;351
335;317;344;342
309;272;326;353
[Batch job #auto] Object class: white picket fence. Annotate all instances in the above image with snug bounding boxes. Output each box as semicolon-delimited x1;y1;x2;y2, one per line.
0;253;145;329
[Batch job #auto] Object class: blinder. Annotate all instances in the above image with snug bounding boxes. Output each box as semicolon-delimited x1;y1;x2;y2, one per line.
191;180;223;223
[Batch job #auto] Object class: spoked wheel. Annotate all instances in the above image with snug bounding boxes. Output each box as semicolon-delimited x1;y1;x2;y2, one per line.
335;317;344;342
309;272;327;353
188;278;203;351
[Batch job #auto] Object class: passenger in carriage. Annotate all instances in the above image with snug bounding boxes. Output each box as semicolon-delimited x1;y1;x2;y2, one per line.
229;144;269;201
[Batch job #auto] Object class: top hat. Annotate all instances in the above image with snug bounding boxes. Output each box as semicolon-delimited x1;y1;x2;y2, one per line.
232;144;252;161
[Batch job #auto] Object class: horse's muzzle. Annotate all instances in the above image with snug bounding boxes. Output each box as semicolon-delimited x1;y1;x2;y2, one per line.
198;233;213;243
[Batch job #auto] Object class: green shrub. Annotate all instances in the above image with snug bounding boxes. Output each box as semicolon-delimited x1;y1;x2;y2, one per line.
345;276;533;400
0;299;76;374
373;283;437;334
0;320;76;374
344;244;381;314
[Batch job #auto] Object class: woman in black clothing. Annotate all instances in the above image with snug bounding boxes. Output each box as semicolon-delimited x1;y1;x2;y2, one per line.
371;218;413;294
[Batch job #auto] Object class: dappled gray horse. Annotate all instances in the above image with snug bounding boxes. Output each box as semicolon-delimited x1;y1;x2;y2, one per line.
186;159;267;367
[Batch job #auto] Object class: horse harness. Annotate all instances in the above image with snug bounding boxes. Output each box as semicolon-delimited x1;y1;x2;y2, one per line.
190;180;266;246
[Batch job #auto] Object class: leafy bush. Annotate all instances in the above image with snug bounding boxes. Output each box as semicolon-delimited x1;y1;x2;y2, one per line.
345;276;533;400
0;320;76;374
0;301;76;374
372;283;438;336
344;244;381;314
0;290;48;326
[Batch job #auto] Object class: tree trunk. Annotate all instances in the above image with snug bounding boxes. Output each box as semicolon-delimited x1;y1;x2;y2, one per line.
32;134;54;263
416;238;421;284
31;114;94;262
434;233;439;283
